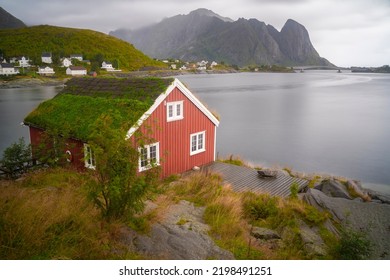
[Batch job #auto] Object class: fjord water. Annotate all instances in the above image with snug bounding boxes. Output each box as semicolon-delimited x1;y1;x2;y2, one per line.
0;86;59;154
0;72;389;190
179;71;390;189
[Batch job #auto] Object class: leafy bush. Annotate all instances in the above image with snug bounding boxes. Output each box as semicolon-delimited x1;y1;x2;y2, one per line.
333;226;372;259
0;138;31;178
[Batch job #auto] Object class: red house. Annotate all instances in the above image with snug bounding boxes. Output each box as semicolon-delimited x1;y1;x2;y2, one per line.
24;77;220;178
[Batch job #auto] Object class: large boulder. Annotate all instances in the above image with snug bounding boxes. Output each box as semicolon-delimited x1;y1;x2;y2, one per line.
133;201;234;259
315;179;352;199
298;221;327;257
251;227;281;240
302;188;390;259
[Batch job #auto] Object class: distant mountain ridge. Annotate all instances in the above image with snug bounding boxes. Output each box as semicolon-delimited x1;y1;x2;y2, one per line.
110;8;333;67
0;7;26;29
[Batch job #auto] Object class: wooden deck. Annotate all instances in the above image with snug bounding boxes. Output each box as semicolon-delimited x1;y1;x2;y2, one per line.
202;161;308;198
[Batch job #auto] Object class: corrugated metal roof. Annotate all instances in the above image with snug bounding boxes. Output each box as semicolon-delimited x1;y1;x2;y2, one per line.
203;161;308;198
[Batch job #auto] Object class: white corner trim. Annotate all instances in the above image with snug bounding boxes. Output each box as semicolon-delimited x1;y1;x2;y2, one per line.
173;79;220;127
125;78;219;139
125;91;168;139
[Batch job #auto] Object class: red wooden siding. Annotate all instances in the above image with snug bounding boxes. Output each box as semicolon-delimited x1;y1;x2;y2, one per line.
27;85;217;178
29;126;85;170
138;87;216;177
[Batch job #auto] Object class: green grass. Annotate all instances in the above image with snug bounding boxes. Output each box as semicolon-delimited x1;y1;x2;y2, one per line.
0;25;165;71
24;77;173;141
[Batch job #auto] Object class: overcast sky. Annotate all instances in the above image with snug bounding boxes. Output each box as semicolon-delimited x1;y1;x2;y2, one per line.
1;0;389;67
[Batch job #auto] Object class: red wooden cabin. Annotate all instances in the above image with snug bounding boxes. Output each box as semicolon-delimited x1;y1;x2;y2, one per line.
24;77;219;178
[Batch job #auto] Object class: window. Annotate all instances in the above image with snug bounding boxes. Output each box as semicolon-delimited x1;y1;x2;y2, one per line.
139;142;160;172
190;131;206;155
167;101;183;122
84;144;96;169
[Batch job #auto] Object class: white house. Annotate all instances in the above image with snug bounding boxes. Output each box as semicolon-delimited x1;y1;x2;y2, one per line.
41;52;52;64
70;54;83;61
37;66;55;76
19;56;31;68
101;61;113;70
197;60;208;70
61;58;72;67
66;66;87;76
210;61;218;68
170;64;177;70
0;63;19;75
9;57;18;64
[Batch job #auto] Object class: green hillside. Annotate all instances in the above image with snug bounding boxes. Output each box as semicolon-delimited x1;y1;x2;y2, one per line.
0;25;166;71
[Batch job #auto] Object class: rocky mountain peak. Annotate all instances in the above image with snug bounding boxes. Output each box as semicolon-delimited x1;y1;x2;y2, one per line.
110;9;333;67
0;7;26;29
189;8;234;22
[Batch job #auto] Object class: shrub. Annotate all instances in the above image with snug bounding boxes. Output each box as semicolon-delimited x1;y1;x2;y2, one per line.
88;114;160;220
0;138;31;178
333;226;372;259
289;182;299;199
242;192;279;221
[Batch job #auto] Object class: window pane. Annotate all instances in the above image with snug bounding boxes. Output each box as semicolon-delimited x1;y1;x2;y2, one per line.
192;135;197;152
150;145;157;163
198;134;203;150
176;103;181;116
140;148;148;167
168;105;173;118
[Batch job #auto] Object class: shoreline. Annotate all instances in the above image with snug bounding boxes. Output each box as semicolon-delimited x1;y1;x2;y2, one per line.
2;74;389;194
0;77;67;89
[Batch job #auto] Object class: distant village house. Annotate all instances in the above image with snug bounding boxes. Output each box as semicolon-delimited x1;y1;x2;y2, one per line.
0;63;19;75
70;54;83;61
61;58;72;68
101;61;113;70
37;66;55;76
18;56;31;68
41;52;52;64
66;66;87;76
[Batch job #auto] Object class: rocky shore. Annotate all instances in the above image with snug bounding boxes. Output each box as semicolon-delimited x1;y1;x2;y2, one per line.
0;77;66;89
300;179;390;259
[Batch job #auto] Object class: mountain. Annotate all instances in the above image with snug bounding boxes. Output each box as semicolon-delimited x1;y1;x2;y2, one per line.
0;25;165;71
110;9;332;67
0;7;26;29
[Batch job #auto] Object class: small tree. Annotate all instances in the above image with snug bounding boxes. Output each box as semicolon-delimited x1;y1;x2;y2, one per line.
32;128;71;167
0;138;31;178
88;113;160;220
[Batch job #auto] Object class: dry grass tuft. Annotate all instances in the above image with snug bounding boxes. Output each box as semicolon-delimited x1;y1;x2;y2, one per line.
0;168;134;259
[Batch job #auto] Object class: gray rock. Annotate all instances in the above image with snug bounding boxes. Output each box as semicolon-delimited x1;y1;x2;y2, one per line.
299;221;327;256
315;179;352;199
251;227;281;240
368;191;390;205
302;188;390;259
134;201;234;260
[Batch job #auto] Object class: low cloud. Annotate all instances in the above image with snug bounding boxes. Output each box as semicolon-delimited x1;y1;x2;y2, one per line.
1;0;389;66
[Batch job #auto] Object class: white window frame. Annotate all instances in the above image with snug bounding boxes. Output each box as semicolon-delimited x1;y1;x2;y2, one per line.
84;144;96;170
167;101;184;122
138;142;160;172
190;131;206;156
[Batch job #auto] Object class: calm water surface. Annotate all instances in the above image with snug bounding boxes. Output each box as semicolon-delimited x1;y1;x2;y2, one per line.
0;86;59;153
179;71;390;188
1;72;389;190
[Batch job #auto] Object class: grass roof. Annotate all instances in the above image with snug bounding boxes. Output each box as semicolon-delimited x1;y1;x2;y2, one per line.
24;77;174;140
